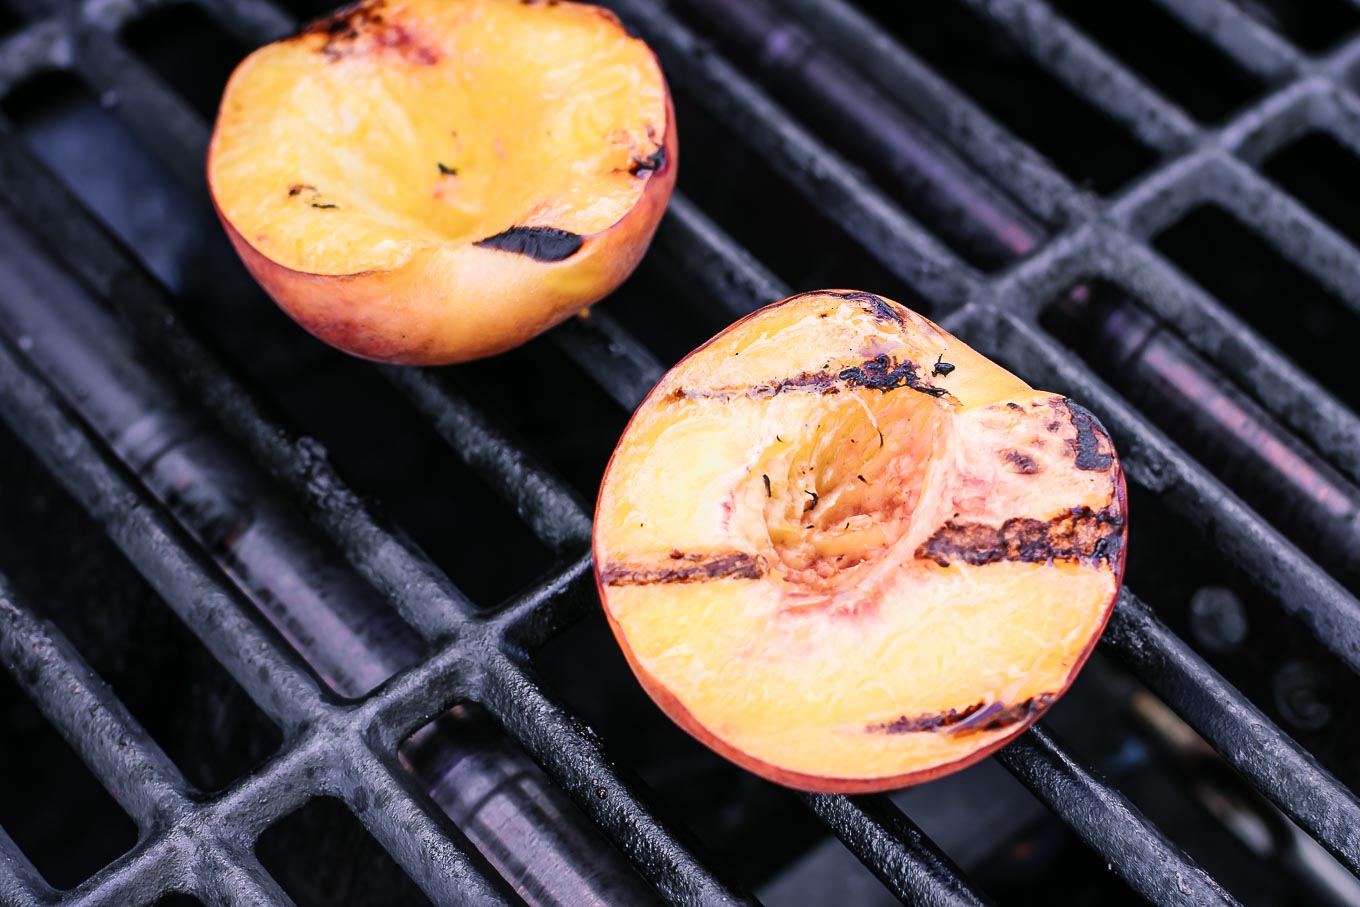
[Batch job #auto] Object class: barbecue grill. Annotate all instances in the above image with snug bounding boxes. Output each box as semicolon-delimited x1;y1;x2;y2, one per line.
1;0;1359;903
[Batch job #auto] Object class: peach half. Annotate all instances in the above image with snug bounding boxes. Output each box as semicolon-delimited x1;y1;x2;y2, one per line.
594;291;1127;792
207;0;676;365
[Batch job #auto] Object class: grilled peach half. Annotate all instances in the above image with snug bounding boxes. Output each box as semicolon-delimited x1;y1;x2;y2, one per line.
594;291;1127;792
207;0;675;365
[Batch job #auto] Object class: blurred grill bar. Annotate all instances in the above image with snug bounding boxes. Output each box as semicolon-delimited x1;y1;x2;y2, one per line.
0;0;1355;903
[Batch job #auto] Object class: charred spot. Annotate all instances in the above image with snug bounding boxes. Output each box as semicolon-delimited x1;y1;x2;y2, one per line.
1006;402;1023;412
288;184;338;209
474;226;583;262
674;354;950;402
1002;449;1040;474
600;552;766;586
931;354;955;377
628;146;667;176
840;355;948;398
437;162;457;176
1065;399;1116;472
804;490;820;512
876;702;984;734
820;290;904;326
874;694;1055;736
304;0;438;64
763;474;772;497
916;506;1123;568
1046;421;1061;432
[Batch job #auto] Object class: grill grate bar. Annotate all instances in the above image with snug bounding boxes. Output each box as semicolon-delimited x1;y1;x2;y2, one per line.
0;20;66;95
956;0;1199;151
478;650;757;906
0;335;528;904
488;554;597;657
0;332;329;730
652;195;788;316
64;26;206;189
997;728;1241;907
1145;0;1302;80
198;845;299;907
782;1;1360;491
981;309;1360;672
779;0;1087;227
599;0;984;311
0;243;749;904
781;0;1360;496
549;312;666;412
56;836;194;907
0;119;474;642
0;829;49;907
0;573;191;830
1105;590;1360;874
1077;222;1360;487
382;366;594;554
802;794;993;907
337;747;524;906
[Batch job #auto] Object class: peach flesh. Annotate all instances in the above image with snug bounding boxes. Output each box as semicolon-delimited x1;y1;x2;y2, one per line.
593;291;1128;792
207;0;676;365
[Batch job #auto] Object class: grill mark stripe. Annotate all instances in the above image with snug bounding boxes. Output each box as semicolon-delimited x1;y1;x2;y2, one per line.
916;506;1123;568
873;693;1056;736
474;226;584;262
600;552;766;586
672;354;949;403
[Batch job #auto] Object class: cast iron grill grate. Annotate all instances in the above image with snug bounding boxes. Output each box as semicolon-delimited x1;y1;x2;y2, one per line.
0;0;1357;904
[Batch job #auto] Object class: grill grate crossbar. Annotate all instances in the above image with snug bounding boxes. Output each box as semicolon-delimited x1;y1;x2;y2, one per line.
0;574;191;830
995;728;1239;906
1105;591;1360;873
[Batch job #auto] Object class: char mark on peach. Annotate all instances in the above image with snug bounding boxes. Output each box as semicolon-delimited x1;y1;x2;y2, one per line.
1064;399;1116;472
1003;449;1040;474
474;226;584;262
874;694;1055;735
819;290;904;325
304;0;440;64
674;354;948;402
629;146;667;176
600;552;766;586
915;506;1123;568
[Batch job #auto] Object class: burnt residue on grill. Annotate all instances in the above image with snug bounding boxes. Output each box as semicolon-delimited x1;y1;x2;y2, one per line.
302;0;439;65
599;551;767;586
874;693;1056;735
915;506;1124;568
473;226;584;261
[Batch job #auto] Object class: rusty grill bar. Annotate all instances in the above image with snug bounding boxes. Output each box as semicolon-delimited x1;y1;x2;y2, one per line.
0;0;1356;904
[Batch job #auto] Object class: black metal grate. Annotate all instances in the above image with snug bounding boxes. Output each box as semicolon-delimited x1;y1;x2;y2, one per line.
0;0;1356;903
